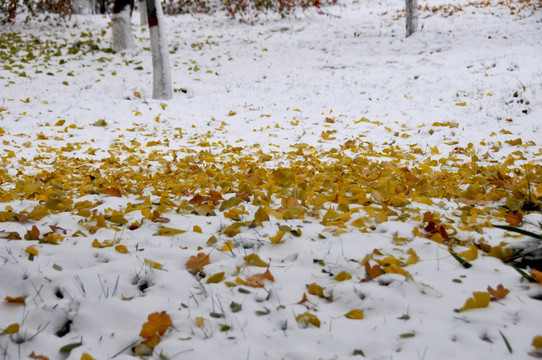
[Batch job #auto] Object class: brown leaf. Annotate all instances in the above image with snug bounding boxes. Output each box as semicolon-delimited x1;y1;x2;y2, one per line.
29;351;49;360
24;225;40;241
185;252;210;275
103;188;122;197
4;296;26;305
504;211;522;227
488;284;510;300
364;262;383;280
246;269;274;288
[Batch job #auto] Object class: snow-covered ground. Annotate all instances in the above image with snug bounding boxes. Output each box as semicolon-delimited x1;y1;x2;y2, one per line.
1;0;542;359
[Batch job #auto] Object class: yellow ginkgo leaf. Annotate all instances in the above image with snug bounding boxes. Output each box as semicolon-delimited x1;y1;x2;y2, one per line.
25;246;38;256
307;283;325;297
458;292;490;312
206;272;225;284
345;309;364;320
195;317;204;328
269;230;285;244
458;245;478;261
296;312;320;328
219;240;234;252
144;258;163;269
243;254;268;267
334;271;352;282
156;227;186;236
1;323;20;335
532;335;542;349
81;353;96;360
115;244;129;253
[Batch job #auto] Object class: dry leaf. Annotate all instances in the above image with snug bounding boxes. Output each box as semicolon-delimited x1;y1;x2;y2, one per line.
488;284;510;300
103;188;122;197
186;252;210;275
504;211;522;226
4;296;25;305
296;312;320;328
139;312;173;340
246;269;274;288
532;269;542;284
29;351;49;360
364;262;383;280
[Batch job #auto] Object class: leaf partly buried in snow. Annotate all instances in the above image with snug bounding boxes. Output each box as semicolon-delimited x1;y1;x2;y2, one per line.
345;309;364;320
155;227;186;236
206;272;225;284
186;252;210;275
296;312;321;328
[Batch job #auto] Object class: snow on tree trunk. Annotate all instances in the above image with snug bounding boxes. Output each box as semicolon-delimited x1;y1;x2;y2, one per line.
112;0;135;52
405;0;418;37
139;0;147;26
146;0;173;100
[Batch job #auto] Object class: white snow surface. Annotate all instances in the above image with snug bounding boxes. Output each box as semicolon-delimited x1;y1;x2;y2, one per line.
1;1;542;359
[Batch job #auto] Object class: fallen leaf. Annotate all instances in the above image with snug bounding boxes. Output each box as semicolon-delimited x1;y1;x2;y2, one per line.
532;269;542;284
156;227;186;236
307;283;325;297
243;253;268;267
458;292;490;312
296;312;320;328
29;352;49;360
4;296;25;305
364;262;383;280
246;269;274;288
143;258;163;270
504;211;522;227
345;309;364;320
533;335;542;349
488;284;510;300
334;271;352;282
206;272;225;284
103;188;122;197
139;312;173;340
80;353;96;360
1;323;19;335
186;252;210;275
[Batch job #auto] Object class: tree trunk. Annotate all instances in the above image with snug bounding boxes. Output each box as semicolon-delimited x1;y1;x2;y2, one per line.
146;0;173;100
139;0;147;26
405;0;418;37
112;0;135;51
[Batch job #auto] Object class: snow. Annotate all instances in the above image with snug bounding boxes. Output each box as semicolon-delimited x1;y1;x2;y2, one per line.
1;0;542;359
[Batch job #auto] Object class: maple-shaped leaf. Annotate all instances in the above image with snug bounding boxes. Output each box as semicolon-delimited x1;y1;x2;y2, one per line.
458;292;490;312
246;269;274;288
504;211;522;227
532;269;542;284
4;296;25;305
139;312;173;340
488;284;510;300
186;252;210;275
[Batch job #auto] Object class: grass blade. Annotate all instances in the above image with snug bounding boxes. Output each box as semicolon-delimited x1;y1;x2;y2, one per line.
498;330;513;354
512;266;536;283
493;224;542;240
449;251;472;269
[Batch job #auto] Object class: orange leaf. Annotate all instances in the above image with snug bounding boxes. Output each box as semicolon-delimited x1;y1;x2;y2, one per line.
24;225;40;240
504;211;522;227
531;269;542;284
364;262;383;280
29;352;49;360
139;312;173;340
246;269;274;288
5;296;26;305
488;284;510;300
185;252;210;275
103;188;122;197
